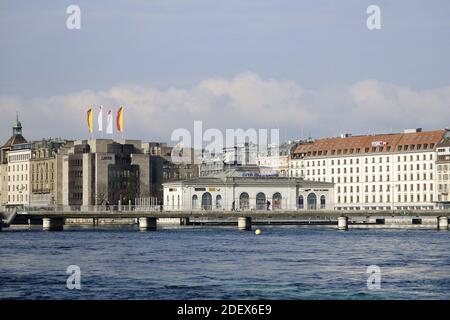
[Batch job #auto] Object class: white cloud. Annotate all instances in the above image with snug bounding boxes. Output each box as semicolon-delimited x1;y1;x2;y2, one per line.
0;72;449;144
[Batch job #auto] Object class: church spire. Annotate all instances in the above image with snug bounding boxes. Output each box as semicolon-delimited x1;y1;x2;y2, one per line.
13;112;22;135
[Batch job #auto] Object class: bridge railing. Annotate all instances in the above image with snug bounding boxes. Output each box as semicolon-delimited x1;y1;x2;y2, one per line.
22;204;161;213
19;204;450;214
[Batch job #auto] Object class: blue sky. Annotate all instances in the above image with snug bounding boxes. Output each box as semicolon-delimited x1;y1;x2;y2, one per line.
0;0;450;142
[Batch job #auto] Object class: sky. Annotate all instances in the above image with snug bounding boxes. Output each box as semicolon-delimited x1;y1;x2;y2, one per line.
0;0;450;145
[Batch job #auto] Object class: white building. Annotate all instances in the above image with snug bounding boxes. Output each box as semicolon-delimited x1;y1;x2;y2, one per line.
0;115;28;207
7;143;32;206
256;141;299;176
163;166;334;211
201;141;300;177
257;154;289;176
290;128;448;211
436;134;450;209
200;143;259;176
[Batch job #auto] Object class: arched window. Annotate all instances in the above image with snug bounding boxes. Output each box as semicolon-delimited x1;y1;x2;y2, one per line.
216;195;222;209
192;195;198;209
177;195;180;209
201;192;212;210
298;195;304;209
172;195;175;209
307;193;317;210
272;192;282;210
239;192;249;210
320;195;326;209
256;192;266;210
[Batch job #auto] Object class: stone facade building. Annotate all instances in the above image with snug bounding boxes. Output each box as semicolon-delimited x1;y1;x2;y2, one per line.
436;133;450;209
142;142;200;202
201;141;301;177
163;166;334;211
290;128;448;211
256;141;300;176
0;116;28;207
30;139;73;207
7;143;32;206
62;139;150;208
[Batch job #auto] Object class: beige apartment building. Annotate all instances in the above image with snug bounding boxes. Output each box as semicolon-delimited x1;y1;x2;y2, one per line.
290;128;448;211
29;139;73;207
436;135;450;209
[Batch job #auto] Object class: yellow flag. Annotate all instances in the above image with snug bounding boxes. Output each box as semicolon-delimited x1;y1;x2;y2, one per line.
87;108;93;133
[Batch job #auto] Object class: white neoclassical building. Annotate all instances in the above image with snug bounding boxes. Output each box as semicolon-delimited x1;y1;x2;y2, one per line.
163;166;334;211
7;143;32;206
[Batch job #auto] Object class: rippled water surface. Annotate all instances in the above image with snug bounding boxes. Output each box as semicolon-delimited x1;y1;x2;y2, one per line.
1;225;449;299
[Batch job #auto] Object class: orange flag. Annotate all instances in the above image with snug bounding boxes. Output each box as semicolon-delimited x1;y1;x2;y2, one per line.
116;107;124;132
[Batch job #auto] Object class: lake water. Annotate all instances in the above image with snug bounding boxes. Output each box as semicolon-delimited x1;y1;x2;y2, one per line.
1;225;449;299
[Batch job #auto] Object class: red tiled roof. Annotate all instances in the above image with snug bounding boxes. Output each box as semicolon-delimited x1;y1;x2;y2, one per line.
293;130;446;156
1;134;27;148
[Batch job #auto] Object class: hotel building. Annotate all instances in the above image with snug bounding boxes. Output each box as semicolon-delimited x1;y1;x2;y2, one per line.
436;135;450;209
290;128;449;211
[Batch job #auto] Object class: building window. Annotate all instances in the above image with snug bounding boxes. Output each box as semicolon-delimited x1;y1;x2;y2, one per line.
320;195;326;209
256;192;266;210
298;195;304;209
272;192;282;210
307;193;317;210
216;195;222;209
239;192;250;210
192;195;198;209
201;192;212;210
